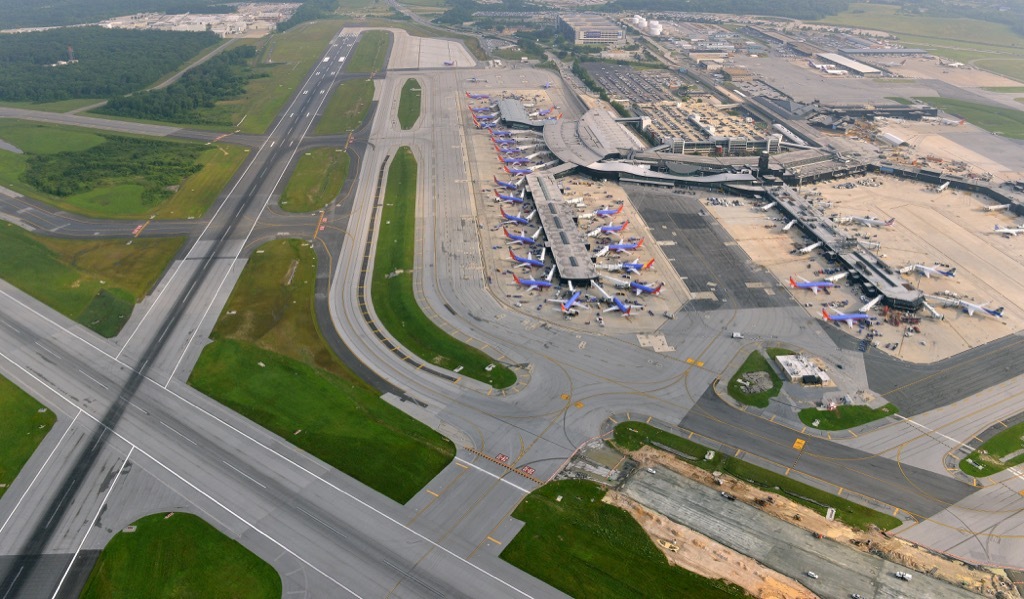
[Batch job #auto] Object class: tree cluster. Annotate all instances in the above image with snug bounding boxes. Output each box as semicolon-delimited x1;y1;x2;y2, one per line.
0;28;219;103
277;0;339;32
97;46;259;124
0;0;235;30
23;135;205;204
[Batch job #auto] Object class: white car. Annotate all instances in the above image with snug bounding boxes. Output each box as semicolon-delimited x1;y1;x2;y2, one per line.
806;571;819;579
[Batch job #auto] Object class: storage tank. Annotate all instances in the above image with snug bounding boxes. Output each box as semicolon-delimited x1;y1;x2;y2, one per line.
631;15;641;25
636;17;647;29
647;22;663;36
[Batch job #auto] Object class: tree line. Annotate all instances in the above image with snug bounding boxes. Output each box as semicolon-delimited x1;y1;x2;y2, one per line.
0;28;219;103
97;46;259;124
277;0;339;32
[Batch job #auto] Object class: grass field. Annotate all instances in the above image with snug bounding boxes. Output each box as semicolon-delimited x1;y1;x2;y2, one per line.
397;78;421;130
0;376;55;501
372;148;516;388
79;512;280;599
982;86;1024;93
0;222;183;337
195;21;343;134
614;422;902;531
960;421;1024;477
190;239;454;502
281;148;350;213
799;404;898;430
315;78;375;135
726;350;784;408
152;144;248;219
0;120;241;219
0;98;102;113
502;480;747;598
345;30;389;73
913;97;1024;139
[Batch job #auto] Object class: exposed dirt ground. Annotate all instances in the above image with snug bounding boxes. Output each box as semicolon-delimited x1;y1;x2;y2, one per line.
628;445;1017;597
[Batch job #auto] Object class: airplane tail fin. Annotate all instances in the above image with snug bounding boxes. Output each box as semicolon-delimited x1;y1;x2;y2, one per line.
993;307;1005;317
622;220;629;232
789;276;797;288
653;283;664;295
636;238;644;248
946;267;957;276
503;227;511;239
822;308;832;321
500;207;509;219
504;166;511;174
512;274;521;285
885;218;896;226
643;259;655;270
509;248;517;261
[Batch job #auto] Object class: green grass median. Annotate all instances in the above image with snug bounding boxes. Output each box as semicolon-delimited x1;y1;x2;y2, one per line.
397;78;421;130
799;404;898;430
345;30;389;73
190;239;454;502
501;480;747;598
614;422;902;531
727;350;785;408
0;376;56;501
79;512;281;599
960;421;1024;477
0;222;183;337
315;78;374;135
280;148;350;213
372;147;516;388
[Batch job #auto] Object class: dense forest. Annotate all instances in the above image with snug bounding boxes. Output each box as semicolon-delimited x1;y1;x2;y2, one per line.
97;46;259;124
0;0;236;29
23;136;205;204
277;0;339;32
0;28;219;104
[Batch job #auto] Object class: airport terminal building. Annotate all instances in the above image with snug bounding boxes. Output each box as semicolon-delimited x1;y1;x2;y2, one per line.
557;14;624;46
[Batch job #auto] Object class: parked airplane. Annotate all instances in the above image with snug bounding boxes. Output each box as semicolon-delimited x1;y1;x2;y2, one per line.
501;156;530;165
478;121;497;129
851;216;895;228
444;60;455;66
607;238;644;253
476;114;498;122
466;92;490;99
544;113;563;121
509;247;545;269
760;201;777;212
493;175;521;191
588;221;629;237
930;295;1005;318
512;267;555;291
471;106;495;113
796;241;822;254
992;224;1024;237
542;81;553;89
593;282;639;317
495;144;522;154
605;259;654;273
824;271;849;283
538;108;554;116
505;165;533;175
822;307;872;327
630;280;664;296
503;226;542;245
490;129;513;136
494;190;524;204
789;276;834;294
901;264;956;278
595;205;624;218
500;207;535;225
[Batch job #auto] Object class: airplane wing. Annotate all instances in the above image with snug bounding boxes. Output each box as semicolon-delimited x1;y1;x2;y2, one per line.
859;295;882;313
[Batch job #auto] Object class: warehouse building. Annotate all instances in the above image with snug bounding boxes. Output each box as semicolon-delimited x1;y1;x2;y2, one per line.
557;14;624;46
